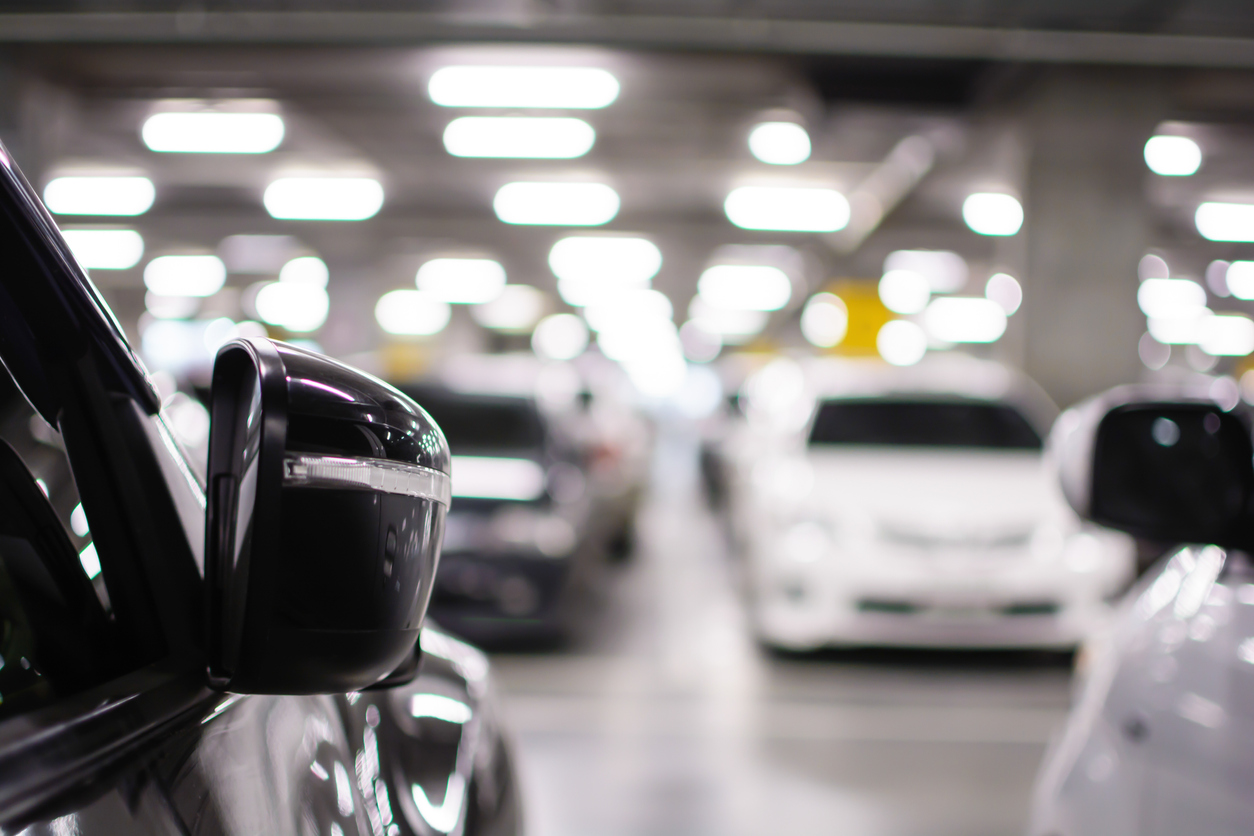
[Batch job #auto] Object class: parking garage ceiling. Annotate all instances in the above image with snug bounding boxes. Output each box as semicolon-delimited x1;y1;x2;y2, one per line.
0;0;1253;68
1;0;1253;402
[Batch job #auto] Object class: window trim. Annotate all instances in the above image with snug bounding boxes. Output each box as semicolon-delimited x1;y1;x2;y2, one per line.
0;660;215;829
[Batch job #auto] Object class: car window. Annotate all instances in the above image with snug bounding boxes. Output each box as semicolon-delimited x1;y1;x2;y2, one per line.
0;369;105;608
0;536;66;719
0;369;118;721
401;387;545;454
808;399;1043;450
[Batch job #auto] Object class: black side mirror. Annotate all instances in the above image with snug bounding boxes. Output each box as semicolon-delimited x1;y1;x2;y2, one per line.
1054;388;1254;549
205;339;450;694
1091;403;1253;544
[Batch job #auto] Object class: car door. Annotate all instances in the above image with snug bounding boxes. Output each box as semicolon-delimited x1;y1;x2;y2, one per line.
0;138;376;836
0;415;186;835
0;140;522;836
0;378;371;836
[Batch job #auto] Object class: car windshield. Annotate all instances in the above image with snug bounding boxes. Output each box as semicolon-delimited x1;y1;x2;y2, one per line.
808;399;1043;450
400;388;545;454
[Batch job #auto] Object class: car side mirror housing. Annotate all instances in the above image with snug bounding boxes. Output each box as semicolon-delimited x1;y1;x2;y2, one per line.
205;338;451;694
1053;387;1254;548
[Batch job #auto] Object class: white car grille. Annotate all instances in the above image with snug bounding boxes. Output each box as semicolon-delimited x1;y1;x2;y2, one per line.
877;521;1033;551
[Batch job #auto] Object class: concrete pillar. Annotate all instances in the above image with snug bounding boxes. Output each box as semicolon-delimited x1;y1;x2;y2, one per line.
1018;68;1166;408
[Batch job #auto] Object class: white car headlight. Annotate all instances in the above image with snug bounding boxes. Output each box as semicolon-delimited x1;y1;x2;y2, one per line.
782;520;832;564
1062;531;1105;574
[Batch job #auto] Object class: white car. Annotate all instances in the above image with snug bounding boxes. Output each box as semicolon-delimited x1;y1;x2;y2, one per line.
724;355;1134;651
1030;383;1254;836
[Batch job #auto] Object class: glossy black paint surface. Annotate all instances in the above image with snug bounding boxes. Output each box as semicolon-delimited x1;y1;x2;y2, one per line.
283;344;449;474
0;628;519;836
1091;402;1254;547
207;338;450;694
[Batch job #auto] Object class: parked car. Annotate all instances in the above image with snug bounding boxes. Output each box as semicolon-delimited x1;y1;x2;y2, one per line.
422;351;650;562
1030;383;1254;836
722;355;1134;651
394;383;616;646
0;144;520;835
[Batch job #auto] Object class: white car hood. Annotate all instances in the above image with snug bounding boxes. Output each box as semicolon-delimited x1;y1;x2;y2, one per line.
805;447;1063;544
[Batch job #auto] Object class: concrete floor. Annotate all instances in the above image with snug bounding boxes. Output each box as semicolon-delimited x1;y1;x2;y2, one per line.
489;425;1075;836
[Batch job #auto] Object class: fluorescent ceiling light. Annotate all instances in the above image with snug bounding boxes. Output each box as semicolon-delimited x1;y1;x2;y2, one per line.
44;176;155;216
144;255;226;297
1198;314;1254;356
1196;202;1254;242
145;292;199;320
1138;332;1170;370
724;186;849;232
923;297;1008;343
698;264;791;311
550;235;661;306
443;117;595;159
597;318;680;363
883;250;968;292
255;282;329;332
1137;278;1207;318
748;122;811;165
687;297;768;340
375;290;451;336
1207;260;1231;297
141;319;220;374
800;293;848;348
450;455;546;501
620;344;688;398
1227;262;1254;300
1148;311;1212;344
494;182;619;226
62;229;144;269
583;288;673;333
878;269;930;314
1139;253;1170;280
429;66;619;109
264;178;384;221
531;313;589;361
877;320;927;366
472;285;547;332
1144;136;1202;176
279;256;329;287
416;258;506;304
679;320;723;363
142;112;284;154
985;273;1023;315
962;193;1023;236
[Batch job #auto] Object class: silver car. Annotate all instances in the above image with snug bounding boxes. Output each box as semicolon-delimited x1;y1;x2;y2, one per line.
1030;382;1254;835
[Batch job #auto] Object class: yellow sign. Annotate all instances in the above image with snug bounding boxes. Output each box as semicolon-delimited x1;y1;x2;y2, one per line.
381;342;432;382
824;279;892;355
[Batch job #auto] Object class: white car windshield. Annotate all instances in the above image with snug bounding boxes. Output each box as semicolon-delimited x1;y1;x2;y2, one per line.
808;399;1043;450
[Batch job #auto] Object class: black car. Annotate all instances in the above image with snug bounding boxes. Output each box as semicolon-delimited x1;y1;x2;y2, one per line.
0;145;520;834
396;385;609;646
